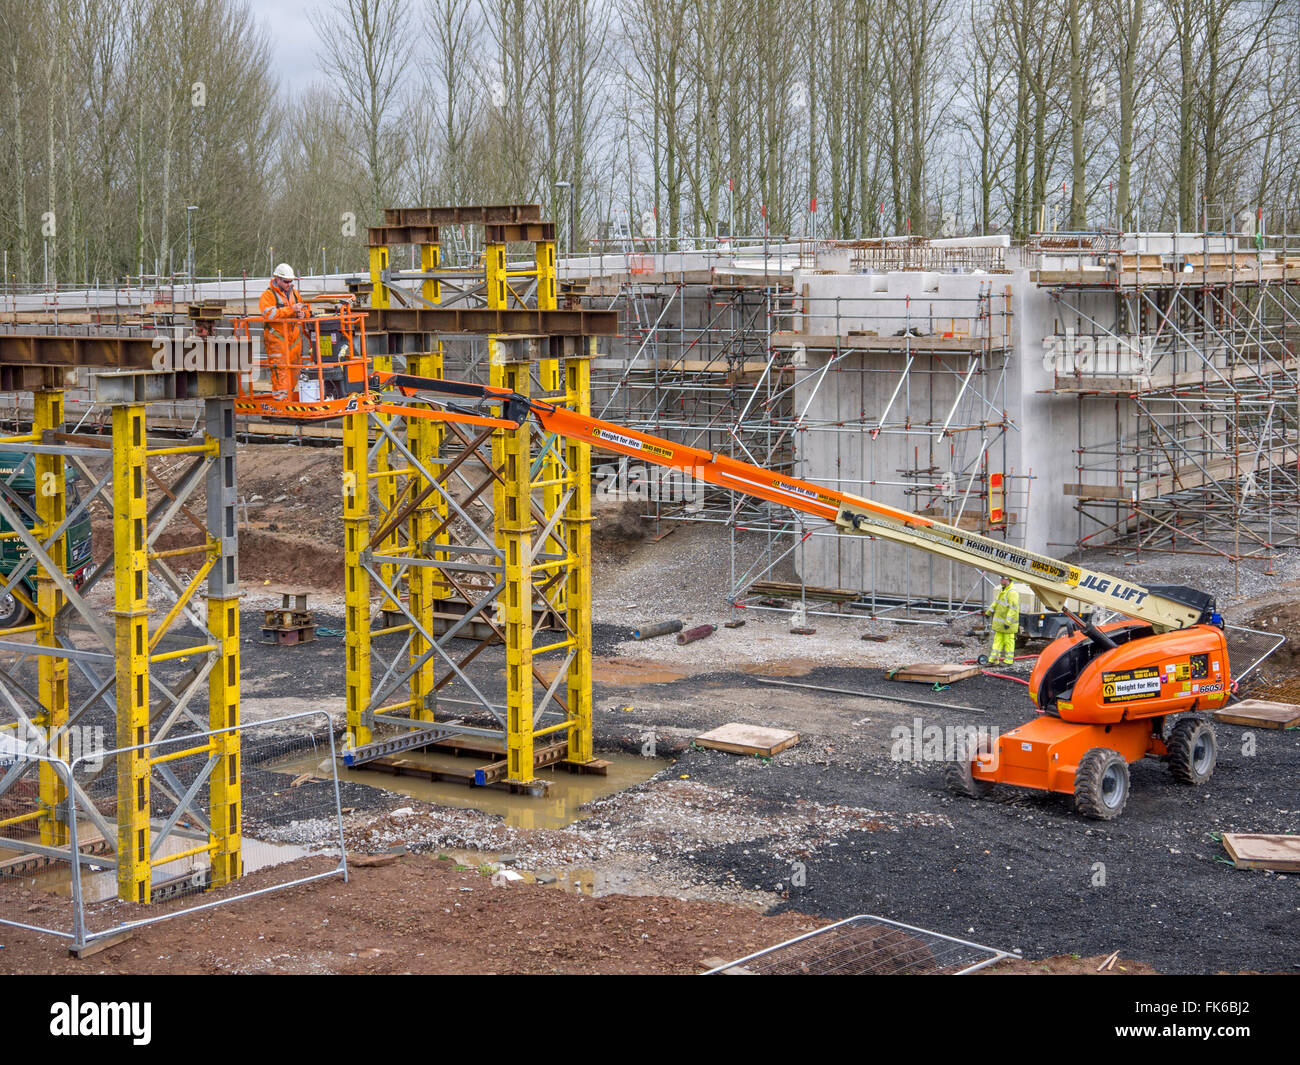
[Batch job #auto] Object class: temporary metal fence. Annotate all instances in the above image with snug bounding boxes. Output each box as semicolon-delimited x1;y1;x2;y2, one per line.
0;710;348;953
704;914;1014;975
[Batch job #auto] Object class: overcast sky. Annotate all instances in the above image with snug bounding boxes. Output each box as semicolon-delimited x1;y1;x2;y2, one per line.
254;0;329;95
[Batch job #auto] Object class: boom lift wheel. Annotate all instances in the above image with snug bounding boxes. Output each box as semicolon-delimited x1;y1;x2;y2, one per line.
945;735;995;800
1167;716;1217;785
1073;748;1130;820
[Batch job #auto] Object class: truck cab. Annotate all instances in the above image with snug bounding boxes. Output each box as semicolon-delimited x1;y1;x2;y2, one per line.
0;452;94;629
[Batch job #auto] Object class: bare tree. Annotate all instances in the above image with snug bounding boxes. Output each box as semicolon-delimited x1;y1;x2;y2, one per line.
961;0;1013;233
422;0;480;204
312;0;412;223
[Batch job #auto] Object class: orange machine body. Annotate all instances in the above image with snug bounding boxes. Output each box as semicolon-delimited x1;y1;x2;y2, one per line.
1028;621;1230;724
970;621;1230;795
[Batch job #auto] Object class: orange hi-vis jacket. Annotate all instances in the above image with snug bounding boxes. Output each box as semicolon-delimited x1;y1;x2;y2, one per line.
258;281;307;392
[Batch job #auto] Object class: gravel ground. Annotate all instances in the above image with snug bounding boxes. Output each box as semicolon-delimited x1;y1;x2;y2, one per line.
593;521;986;667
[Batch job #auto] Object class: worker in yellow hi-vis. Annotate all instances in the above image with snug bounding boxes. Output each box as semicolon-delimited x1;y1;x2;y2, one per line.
984;576;1020;666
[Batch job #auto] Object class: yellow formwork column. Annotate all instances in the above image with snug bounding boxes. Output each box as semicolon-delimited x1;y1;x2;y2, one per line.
112;403;151;904
369;242;398;619
535;242;565;614
406;351;438;722
564;348;594;765
33;391;68;846
493;356;535;785
343;410;372;748
485;242;508;310
537;240;557;311
368;245;391;309
487;236;510;564
420;240;450;606
373;424;398;618
207;598;240;886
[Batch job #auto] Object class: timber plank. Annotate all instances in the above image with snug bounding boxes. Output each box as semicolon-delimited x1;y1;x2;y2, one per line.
1222;833;1300;871
887;663;981;684
694;723;799;757
1213;700;1300;730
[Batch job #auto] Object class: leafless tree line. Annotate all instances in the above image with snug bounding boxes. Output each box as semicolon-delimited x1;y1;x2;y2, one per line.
2;0;1299;285
0;0;276;286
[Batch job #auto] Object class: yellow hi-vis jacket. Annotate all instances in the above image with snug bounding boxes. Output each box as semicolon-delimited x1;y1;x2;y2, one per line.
989;584;1020;633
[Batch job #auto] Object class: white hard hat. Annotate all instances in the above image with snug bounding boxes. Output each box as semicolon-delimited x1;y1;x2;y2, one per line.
273;262;295;280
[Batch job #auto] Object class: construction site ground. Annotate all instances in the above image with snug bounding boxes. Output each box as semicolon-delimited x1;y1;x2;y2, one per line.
3;442;1298;974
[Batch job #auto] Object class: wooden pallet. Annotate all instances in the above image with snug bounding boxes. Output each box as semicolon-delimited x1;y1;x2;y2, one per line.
366;740;574;791
887;663;981;684
474;742;569;785
694;723;799;757
1222;833;1300;872
1213;700;1300;730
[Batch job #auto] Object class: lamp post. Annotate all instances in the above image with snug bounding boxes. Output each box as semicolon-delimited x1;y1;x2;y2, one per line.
554;179;575;261
186;205;198;299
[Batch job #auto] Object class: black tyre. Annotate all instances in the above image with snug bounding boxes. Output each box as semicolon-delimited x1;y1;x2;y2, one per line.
1167;716;1217;785
976;654;989;666
1074;748;1130;820
945;735;995;800
0;585;30;630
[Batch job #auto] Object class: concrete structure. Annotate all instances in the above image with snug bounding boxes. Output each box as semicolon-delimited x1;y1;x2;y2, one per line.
584;231;1300;614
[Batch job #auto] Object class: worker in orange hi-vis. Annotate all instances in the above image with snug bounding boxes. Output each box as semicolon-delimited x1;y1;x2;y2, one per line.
258;263;311;398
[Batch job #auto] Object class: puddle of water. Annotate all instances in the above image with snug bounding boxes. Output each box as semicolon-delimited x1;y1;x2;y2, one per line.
1;824;310;903
273;748;664;831
432;850;613;894
428;850;774;910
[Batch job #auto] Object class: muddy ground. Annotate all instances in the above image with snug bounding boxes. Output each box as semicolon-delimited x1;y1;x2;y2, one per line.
0;851;1163;975
1;442;1297;975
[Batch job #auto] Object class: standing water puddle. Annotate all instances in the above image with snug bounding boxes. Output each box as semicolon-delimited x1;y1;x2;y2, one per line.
0;825;311;903
273;748;665;830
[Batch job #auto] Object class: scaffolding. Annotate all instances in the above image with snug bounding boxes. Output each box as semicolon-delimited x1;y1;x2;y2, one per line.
0;367;242;904
570;236;1021;620
1034;229;1300;576
344;206;607;788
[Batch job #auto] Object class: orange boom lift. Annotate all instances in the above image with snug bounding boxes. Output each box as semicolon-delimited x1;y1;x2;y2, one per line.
238;329;1230;820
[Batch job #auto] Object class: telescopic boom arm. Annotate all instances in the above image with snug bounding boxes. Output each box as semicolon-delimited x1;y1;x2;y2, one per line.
375;371;1209;633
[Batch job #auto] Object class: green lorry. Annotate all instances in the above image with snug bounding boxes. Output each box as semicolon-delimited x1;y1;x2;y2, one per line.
0;452;94;629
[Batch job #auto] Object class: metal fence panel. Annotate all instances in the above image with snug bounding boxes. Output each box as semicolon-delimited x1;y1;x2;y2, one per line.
0;750;82;943
703;914;1014;975
0;711;347;952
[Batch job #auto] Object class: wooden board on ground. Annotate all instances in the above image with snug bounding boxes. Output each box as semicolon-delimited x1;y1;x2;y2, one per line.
1221;833;1300;871
70;929;134;959
695;723;799;757
1213;700;1300;730
887;663;981;684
